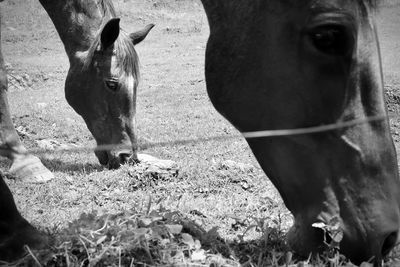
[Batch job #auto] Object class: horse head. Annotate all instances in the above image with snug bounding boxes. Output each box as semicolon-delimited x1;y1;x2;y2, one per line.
66;19;153;169
39;0;153;168
202;0;400;263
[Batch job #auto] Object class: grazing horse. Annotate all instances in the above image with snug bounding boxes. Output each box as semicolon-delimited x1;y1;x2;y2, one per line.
39;0;154;170
1;0;154;183
0;0;153;260
201;0;400;264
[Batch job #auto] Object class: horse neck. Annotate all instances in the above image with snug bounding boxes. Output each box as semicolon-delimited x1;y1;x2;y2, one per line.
39;0;113;59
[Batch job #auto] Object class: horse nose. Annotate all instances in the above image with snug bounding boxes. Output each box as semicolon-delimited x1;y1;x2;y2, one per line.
117;151;132;164
341;229;399;264
107;150;133;169
288;218;400;264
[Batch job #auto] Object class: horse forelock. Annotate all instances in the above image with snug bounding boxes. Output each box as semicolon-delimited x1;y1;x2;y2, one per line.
83;31;140;85
82;0;140;85
114;31;140;84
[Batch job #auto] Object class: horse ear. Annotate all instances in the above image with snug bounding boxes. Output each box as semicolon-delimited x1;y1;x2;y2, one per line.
130;24;155;45
101;18;120;50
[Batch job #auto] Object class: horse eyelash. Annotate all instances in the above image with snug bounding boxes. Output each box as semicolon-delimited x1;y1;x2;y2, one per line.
104;79;120;92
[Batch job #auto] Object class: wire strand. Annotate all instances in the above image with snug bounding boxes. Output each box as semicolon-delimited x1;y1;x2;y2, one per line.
9;114;390;155
242;114;387;138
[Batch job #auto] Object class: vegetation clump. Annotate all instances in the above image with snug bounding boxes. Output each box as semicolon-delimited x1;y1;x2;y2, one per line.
5;207;397;266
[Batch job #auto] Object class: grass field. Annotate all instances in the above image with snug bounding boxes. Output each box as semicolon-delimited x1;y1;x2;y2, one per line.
1;0;400;266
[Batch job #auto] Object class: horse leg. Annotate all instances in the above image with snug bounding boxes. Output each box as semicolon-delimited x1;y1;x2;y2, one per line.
0;172;47;260
0;27;53;183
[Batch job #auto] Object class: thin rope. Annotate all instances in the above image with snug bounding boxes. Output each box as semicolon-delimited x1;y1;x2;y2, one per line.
9;114;389;155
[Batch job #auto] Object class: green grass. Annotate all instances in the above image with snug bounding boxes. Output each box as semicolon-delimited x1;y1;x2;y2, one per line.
1;0;400;266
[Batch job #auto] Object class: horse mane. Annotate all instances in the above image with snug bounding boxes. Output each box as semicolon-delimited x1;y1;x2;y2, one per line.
82;0;140;85
97;0;117;17
363;0;379;8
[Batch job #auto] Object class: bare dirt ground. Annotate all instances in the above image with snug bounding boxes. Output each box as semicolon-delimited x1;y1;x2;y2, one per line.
0;0;400;265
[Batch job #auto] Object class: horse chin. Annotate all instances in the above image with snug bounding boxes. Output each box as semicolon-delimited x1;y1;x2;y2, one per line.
286;220;326;257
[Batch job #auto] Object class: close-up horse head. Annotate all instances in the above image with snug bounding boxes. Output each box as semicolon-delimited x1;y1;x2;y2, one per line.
40;0;153;169
201;0;400;263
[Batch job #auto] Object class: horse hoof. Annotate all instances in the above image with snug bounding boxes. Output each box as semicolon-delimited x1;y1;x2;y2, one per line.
9;155;54;183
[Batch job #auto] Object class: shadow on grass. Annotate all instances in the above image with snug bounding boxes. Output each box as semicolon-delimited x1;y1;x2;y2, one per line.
40;158;104;174
0;157;103;178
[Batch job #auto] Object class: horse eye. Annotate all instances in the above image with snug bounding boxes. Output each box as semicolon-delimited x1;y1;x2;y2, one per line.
309;25;352;56
105;80;119;92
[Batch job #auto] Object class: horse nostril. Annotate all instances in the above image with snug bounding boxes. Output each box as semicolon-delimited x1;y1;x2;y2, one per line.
381;231;398;257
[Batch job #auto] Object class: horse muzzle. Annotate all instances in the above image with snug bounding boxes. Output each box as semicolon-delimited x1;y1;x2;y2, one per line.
94;147;137;169
287;207;400;265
